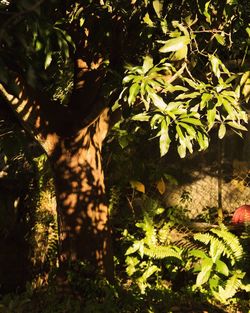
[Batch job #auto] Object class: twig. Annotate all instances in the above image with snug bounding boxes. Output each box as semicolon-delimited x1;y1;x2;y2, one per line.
166;62;187;84
193;30;230;36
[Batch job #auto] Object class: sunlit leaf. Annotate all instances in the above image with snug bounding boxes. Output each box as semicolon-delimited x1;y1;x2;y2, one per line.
214;33;225;46
207;108;216;130
130;180;145;193
196;268;211;286
180;117;202;126
196;258;213;286
159;36;190;53
142;55;154;74
128;83;140;105
215;259;229;276
227;121;248;131
131;113;150;121
200;93;213;109
210;55;220;78
175;91;200;100
218;123;226;139
125;241;141;255
153;0;163;18
143;13;154;27
160;120;171;156
156;178;166;194
197;131;209;150
179;122;196;137
150;93;167;111
171;45;188;60
44;52;52;69
123;75;136;84
177;144;186;158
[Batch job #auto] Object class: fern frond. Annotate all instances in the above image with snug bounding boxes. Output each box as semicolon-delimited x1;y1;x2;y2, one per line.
194;233;235;263
210;227;244;262
218;271;244;302
143;245;182;260
193;233;213;245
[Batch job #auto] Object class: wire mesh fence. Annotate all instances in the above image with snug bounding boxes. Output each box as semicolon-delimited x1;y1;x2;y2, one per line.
162;134;250;221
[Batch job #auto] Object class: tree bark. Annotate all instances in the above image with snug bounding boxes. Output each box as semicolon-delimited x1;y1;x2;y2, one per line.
50;108;114;281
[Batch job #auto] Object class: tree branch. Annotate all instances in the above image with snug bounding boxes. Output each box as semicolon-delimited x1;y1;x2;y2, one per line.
0;79;60;156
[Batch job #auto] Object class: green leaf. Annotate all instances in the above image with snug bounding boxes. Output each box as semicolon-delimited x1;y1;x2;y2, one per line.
150;113;164;128
240;71;250;86
142;56;154;74
128;83;140;105
159;36;190;53
171;45;188;61
197;132;208;150
215;259;229;276
179;122;196;137
141;265;159;282
125;241;141;255
165;85;189;93
160;120;171;156
214;33;225;46
183;77;200;89
204;1;211;24
131;113;150;121
180;117;202;126
177;144;186;158
196;258;213;286
207;108;216;130
153;0;163;18
184;135;193;153
196;268;211;286
118;136;129;149
123;75;136;84
222;98;235;118
189;249;208;259
143;13;154;27
227;121;248;131
150;93;167;110
210;55;220;78
176;124;185;140
175;91;200;100
172;20;189;37
218;123;226;139
112;100;121;112
44;52;52;69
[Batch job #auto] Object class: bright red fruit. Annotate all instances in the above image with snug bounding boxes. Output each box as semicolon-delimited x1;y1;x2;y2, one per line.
232;205;250;224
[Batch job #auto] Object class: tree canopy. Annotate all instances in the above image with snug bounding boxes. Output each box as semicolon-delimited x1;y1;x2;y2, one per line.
1;0;249;158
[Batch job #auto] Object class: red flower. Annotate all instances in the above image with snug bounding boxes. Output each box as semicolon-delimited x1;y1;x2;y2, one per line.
232;205;250;224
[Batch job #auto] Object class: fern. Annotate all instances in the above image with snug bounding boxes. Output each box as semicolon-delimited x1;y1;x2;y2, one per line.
213;271;245;303
193;232;239;265
143;245;182;260
210;227;244;262
109;186;121;216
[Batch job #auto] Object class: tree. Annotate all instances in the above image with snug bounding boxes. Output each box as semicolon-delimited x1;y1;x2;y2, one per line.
0;0;249;281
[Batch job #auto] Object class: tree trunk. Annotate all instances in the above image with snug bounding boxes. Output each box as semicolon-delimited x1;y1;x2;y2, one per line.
0;56;115;282
50;108;114;281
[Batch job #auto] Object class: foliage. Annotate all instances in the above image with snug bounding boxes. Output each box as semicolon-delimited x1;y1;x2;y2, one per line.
29;154;58;276
0;0;250;312
0;103;58;288
189;225;248;303
1;0;249;157
122;195;250;305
